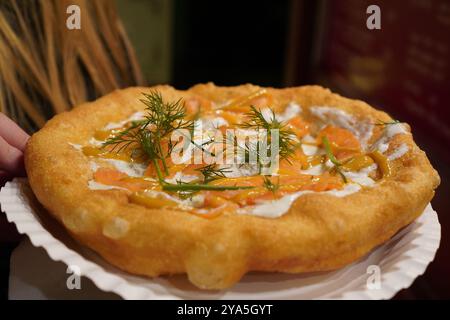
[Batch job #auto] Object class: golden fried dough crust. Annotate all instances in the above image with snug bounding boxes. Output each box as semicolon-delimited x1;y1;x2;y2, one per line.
25;84;440;289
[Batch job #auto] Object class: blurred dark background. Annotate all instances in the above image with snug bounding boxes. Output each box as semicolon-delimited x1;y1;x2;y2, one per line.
1;0;449;299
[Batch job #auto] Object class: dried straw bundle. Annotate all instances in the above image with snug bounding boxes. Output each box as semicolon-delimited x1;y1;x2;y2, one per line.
0;0;144;132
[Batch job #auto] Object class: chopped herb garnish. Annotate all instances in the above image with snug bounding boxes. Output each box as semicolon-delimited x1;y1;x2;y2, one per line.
102;120;146;154
196;164;232;183
241;106;297;161
322;136;348;183
263;176;280;194
103;91;252;193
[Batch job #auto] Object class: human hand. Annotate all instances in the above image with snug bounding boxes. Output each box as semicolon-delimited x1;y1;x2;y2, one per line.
0;112;29;187
0;112;29;242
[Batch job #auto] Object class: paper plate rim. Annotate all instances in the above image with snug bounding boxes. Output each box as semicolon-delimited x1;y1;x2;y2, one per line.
0;179;441;300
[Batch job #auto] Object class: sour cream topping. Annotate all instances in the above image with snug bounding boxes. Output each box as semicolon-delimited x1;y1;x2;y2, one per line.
104;112;145;130
310;106;374;149
165;172;198;184
88;181;127;191
103;159;147;177
238;183;362;218
372;122;409;154
260;102;302;123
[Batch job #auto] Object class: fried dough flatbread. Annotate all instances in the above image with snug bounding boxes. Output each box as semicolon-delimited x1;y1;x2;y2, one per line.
25;84;440;289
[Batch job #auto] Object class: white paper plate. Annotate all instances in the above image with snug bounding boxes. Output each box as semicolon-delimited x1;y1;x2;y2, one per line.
0;179;441;300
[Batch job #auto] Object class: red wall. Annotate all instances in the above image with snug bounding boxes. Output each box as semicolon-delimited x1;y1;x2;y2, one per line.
320;0;450;160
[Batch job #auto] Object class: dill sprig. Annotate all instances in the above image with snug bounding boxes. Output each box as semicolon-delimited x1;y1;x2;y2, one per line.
103;91;194;175
103;91;252;193
140;92;195;135
322;136;348;183
189;134;216;157
240;106;297;161
102;120;146;154
196;164;232;183
263;176;280;194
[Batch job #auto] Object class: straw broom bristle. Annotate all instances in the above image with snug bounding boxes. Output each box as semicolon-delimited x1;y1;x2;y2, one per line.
0;0;144;132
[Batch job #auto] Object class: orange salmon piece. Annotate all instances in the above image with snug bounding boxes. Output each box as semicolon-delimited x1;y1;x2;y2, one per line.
94;168;157;192
185;96;213;116
192;194;239;219
317;125;361;160
222;90;272;113
279;148;308;172
215;110;241;125
287;116;310;138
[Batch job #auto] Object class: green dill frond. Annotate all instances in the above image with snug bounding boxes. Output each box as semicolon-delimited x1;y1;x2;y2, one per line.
102;91;255;192
322;136;341;167
138;129;159;160
263;175;280;194
101;120;146;153
240;105;297;162
104;91;193;164
140;91;194;135
277;129;298;161
321;136;347;183
196;164;232;183
241;106;276;130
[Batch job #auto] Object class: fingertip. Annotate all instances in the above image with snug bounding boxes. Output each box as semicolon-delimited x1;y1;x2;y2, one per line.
0;136;26;175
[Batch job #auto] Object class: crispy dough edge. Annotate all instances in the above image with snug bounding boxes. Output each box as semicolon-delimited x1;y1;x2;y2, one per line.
25;83;440;289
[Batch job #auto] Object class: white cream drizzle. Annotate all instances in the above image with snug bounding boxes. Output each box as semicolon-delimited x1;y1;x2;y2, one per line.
90;161;99;172
300;165;324;176
88;181;127;191
302;134;316;143
136;190;205;210
195;117;229;130
372;123;409;154
301;144;318;156
343;164;377;187
191;117;230;149
388;143;409;161
104;111;145;130
222;163;260;178
310;106;374;149
261;108;274;123
165;172;198;184
278;102;302;122
103;159;147;177
238;183;362;218
89;138;104;147
68;143;82;151
261;102;302;123
183;194;206;208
